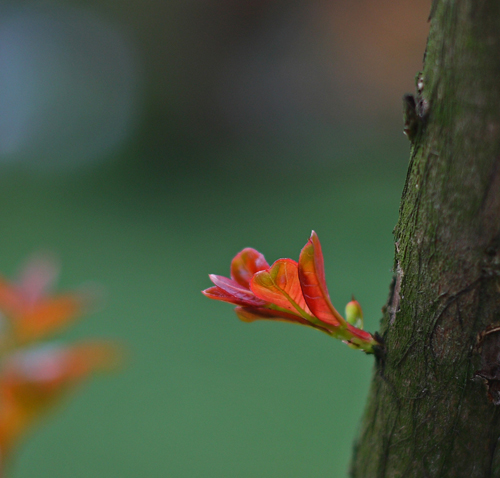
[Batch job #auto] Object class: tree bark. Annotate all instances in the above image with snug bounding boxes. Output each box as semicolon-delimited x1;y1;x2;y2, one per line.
350;1;500;477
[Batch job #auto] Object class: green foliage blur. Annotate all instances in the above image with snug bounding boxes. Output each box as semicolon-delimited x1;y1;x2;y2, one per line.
0;1;429;476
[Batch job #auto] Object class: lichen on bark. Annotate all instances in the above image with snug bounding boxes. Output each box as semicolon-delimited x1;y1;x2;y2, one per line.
350;1;500;476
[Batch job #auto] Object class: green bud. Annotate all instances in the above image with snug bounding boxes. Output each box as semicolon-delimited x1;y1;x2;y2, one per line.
345;297;364;329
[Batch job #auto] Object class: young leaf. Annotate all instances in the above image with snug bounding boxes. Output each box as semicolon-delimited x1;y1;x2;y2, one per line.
205;275;265;307
202;286;264;307
0;277;89;345
14;295;87;344
250;259;311;317
0;342;120;457
230;248;269;288
235;307;331;334
298;231;346;327
346;323;376;343
235;306;310;324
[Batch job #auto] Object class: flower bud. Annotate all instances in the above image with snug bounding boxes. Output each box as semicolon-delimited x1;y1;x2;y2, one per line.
345;298;363;329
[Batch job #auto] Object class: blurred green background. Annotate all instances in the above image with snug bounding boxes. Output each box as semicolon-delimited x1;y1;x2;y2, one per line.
0;1;429;476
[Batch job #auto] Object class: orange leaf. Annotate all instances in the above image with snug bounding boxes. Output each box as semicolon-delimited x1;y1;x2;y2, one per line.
230;248;269;288
235;306;331;334
0;256;91;345
0;342;120;458
250;259;311;317
13;295;87;344
298;231;346;327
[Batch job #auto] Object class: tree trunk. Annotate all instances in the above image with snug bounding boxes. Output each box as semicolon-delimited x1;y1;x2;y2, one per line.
350;1;500;477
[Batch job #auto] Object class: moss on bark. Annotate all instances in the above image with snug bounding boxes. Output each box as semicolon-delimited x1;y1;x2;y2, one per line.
350;1;500;476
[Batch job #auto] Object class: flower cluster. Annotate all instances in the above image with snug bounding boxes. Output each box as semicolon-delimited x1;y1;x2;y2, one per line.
0;255;119;472
203;231;381;353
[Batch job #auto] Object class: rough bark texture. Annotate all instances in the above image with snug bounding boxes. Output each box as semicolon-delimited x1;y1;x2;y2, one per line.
350;1;500;477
